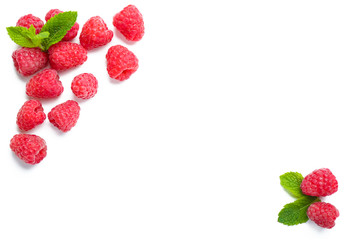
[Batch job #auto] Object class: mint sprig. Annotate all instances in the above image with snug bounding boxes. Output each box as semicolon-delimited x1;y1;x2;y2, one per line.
278;171;320;226
40;11;77;50
6;11;77;51
6;25;50;49
278;196;320;226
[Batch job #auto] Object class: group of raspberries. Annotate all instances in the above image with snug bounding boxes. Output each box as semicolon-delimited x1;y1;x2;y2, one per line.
301;168;339;229
10;5;144;165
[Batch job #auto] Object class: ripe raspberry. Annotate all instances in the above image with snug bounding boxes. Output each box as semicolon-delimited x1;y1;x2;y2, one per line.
307;202;339;229
16;14;44;34
26;69;63;98
45;9;79;41
80;16;113;50
106;45;138;81
17;100;46;131
71;73;98;99
301;168;338;197
12;47;48;76
113;5;144;41
48;100;80;132
10;134;47;164
63;22;79;41
48;42;87;71
45;9;62;21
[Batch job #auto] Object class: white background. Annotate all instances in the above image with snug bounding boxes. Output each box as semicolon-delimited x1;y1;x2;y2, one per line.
0;0;359;239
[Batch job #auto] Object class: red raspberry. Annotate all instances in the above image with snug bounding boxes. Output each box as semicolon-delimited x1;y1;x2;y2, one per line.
307;202;339;229
16;14;44;34
10;134;47;164
26;69;63;98
48;100;80;132
12;47;48;76
80;16;113;50
45;9;62;21
113;5;144;41
16;100;46;131
300;168;338;197
48;42;87;71
71;73;98;99
45;9;79;41
106;45;138;81
63;22;79;41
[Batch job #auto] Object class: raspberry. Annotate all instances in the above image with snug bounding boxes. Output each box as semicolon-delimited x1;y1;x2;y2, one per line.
80;16;113;50
71;73;98;99
48;42;87;71
301;168;338;197
16;14;44;34
45;9;62;21
16;100;46;131
113;5;144;41
63;22;80;41
12;47;48;76
307;202;339;229
48;100;80;132
45;9;79;41
26;69;63;98
10;134;47;164
106;45;138;81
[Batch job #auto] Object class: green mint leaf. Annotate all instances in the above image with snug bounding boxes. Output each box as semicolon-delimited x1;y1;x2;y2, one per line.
31;32;50;49
278;196;320;226
34;32;50;40
280;172;305;198
6;26;40;48
27;25;37;36
40;11;77;50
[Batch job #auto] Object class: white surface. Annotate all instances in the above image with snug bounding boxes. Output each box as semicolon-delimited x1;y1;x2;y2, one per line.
0;0;359;239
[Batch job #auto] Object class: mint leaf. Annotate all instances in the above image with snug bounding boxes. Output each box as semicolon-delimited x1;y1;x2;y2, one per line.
40;11;77;50
27;25;37;36
6;11;76;51
280;172;305;198
32;32;50;47
278;196;320;226
6;25;50;50
7;26;39;48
